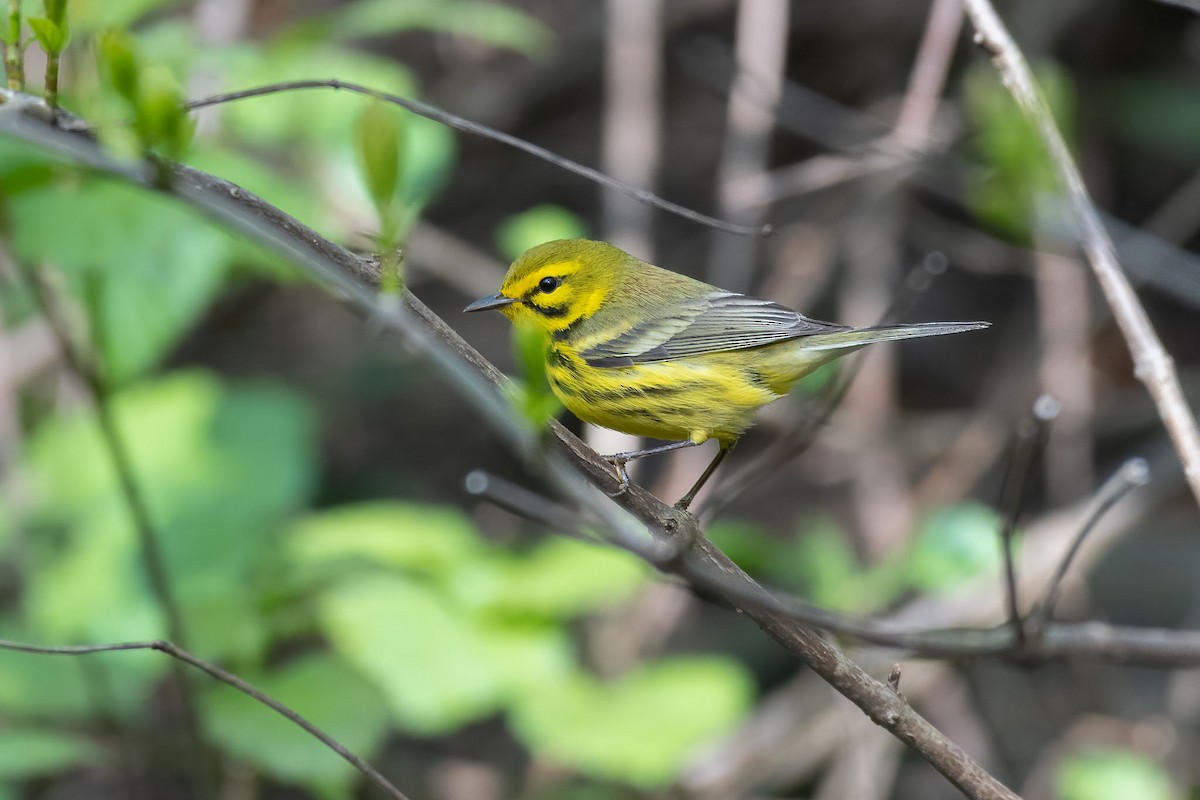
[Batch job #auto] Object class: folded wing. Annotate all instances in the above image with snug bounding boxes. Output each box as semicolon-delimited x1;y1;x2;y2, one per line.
580;292;848;367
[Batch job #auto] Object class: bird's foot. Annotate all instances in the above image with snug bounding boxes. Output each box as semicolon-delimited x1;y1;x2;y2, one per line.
602;454;632;498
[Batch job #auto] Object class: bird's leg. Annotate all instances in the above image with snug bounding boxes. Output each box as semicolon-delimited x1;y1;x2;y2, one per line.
603;439;701;496
674;440;737;511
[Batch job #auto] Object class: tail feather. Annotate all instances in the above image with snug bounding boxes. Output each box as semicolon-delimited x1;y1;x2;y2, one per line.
801;321;990;352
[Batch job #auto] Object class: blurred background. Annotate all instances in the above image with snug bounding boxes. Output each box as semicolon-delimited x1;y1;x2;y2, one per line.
1;0;1200;798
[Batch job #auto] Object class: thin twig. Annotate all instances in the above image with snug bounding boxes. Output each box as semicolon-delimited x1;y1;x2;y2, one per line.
177;79;768;238
960;0;1200;511
706;0;788;291
0;638;413;800
995;395;1059;642
1030;458;1151;632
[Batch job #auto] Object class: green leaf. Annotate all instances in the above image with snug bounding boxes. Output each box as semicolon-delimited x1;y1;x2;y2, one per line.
495;206;588;262
356;100;403;223
0;728;94;780
99;28;141;101
330;0;555;57
28;17;67;54
43;0;67;25
204;654;390;793
904;503;1003;592
317;575;572;734
510;658;752;788
24;372;313;662
287;501;484;581
134;65;193;159
1056;750;1178;800
8;181;230;382
451;537;646;619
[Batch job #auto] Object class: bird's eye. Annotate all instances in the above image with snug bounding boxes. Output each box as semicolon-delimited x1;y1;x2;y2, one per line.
538;276;561;293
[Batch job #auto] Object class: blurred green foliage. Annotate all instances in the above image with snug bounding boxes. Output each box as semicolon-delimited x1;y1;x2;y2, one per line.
497;204;589;262
710;502;1004;612
1056;750;1179;800
964;61;1074;240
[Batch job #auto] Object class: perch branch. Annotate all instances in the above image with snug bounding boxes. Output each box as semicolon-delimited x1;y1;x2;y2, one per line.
959;0;1200;510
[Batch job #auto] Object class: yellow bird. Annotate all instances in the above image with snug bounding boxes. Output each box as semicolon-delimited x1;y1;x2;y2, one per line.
466;239;988;510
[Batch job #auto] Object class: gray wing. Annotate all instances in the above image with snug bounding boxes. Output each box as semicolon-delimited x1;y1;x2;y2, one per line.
581;291;849;367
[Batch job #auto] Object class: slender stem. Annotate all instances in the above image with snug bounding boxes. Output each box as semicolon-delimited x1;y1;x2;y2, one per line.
182;80;769;238
4;0;21;91
43;49;59;109
995;395;1059;642
1030;458;1150;632
19;264;209;796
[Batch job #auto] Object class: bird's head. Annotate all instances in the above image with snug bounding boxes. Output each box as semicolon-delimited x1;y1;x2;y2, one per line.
464;239;630;334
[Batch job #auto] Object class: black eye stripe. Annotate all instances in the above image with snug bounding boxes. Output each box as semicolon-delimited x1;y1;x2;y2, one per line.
531;302;569;318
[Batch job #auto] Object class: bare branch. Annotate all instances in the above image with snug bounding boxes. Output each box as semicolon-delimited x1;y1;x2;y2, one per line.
176;79;768;238
959;0;1200;510
0;638;412;800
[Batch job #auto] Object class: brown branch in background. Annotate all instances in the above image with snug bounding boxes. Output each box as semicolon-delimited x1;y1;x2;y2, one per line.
959;0;1200;510
178;79;769;237
995;395;1058;642
0;638;413;800
706;0;789;292
593;0;663;477
893;0;964;146
1034;250;1094;503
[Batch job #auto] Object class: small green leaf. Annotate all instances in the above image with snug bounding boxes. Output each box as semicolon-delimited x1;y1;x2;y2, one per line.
496;205;587;262
0;728;94;780
507;322;561;427
204;654;390;793
28;17;67;54
43;0;68;25
356;100;403;222
1056;750;1178;800
510;658;752;788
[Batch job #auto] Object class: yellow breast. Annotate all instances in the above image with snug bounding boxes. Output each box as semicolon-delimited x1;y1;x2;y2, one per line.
544;343;781;444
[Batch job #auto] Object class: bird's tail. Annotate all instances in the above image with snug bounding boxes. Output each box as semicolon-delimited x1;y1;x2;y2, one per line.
800;321;990;352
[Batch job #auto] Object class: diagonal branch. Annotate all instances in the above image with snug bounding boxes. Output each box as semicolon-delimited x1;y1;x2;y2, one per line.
959;0;1200;510
0;91;1019;800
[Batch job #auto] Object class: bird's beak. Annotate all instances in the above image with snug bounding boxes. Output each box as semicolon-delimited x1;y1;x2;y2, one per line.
463;292;517;313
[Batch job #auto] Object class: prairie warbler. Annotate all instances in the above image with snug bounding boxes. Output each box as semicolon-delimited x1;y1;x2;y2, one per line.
466;239;987;510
